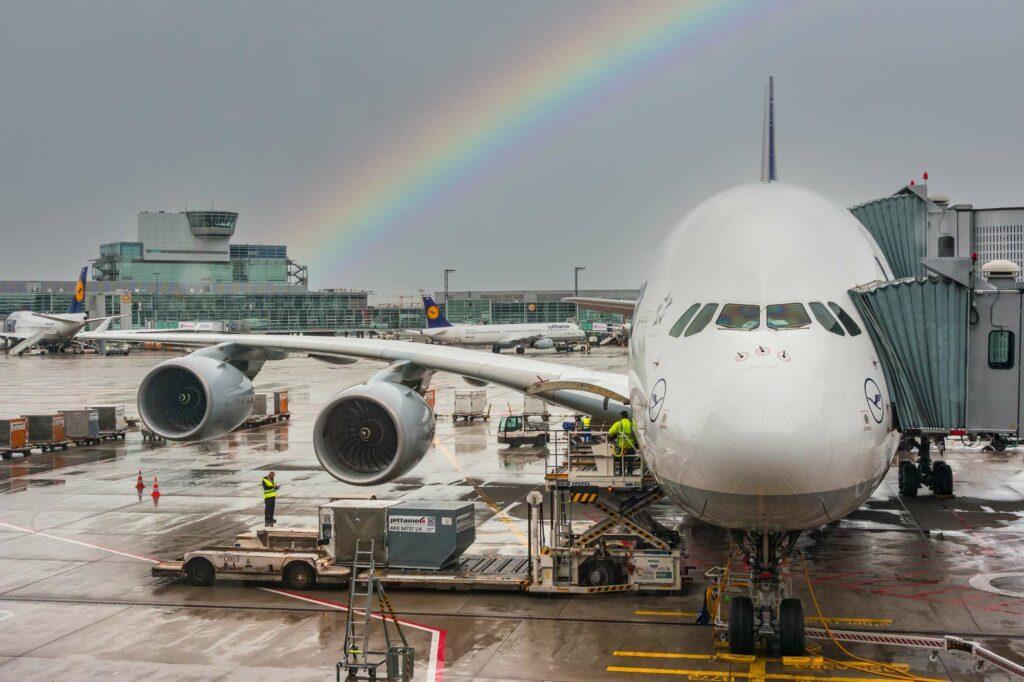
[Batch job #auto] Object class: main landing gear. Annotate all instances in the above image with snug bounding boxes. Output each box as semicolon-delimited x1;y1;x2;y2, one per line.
714;531;804;656
898;436;953;497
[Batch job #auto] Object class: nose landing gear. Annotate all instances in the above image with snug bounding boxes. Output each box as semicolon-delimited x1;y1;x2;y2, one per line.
710;531;805;656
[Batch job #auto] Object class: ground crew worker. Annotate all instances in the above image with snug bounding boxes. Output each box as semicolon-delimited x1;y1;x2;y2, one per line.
581;415;592;444
607;411;637;474
262;471;280;526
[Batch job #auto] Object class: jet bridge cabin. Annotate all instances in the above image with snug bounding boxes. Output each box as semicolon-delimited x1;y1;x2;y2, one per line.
847;183;1024;495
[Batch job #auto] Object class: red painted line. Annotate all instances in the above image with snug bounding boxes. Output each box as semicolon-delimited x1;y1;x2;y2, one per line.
0;520;159;563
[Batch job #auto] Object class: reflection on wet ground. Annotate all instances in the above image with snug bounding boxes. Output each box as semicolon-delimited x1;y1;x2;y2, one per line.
0;349;1021;679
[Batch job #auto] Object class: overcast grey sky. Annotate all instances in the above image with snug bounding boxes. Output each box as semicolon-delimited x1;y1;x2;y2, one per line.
2;1;1022;295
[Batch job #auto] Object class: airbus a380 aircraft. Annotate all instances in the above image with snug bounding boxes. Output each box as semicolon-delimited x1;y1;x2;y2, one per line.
82;80;898;654
408;295;585;353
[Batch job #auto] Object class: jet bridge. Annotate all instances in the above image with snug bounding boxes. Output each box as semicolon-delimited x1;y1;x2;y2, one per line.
847;184;1024;496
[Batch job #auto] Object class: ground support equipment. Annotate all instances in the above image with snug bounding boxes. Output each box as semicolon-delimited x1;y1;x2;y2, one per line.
0;447;33;460
30;440;70;453
337;539;414;681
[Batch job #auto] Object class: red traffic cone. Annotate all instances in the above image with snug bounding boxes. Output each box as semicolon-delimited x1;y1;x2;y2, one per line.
135;470;145;492
151;476;160;498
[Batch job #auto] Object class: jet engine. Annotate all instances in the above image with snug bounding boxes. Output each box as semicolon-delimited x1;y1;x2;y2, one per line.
138;355;254;441
532;338;555;350
313;381;435;485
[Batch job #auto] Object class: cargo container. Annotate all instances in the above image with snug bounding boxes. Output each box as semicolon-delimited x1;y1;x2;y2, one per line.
90;405;126;433
0;418;29;456
249;393;269;419
452;389;488;422
386;501;476;570
22;414;68;452
273;390;289;415
62;409;100;442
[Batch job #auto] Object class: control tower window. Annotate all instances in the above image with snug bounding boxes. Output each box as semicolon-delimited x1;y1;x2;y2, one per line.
684;304;718;337
809;302;845;336
828;302;862;336
766;303;811;330
989;330;1014;369
716;304;760;331
669;303;701;338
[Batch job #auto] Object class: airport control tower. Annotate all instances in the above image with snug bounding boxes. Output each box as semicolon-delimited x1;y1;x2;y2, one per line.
94;210;307;287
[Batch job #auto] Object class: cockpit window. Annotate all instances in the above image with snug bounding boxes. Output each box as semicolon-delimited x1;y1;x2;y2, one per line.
809;302;845;336
669;303;701;338
828;302;862;336
766;303;811;330
716;304;760;330
684;303;718;337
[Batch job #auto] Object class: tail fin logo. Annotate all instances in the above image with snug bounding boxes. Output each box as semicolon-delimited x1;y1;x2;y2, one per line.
74;280;85;302
426;305;441;321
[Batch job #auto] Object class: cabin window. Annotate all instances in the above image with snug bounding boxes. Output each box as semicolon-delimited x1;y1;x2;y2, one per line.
684;304;718;337
989;330;1014;369
766;303;811;330
669;303;701;338
828;302;862;336
716;304;760;331
809;302;845;336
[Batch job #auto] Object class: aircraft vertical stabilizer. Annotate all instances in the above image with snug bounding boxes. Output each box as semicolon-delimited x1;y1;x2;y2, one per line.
761;76;777;183
68;267;88;314
422;295;453;328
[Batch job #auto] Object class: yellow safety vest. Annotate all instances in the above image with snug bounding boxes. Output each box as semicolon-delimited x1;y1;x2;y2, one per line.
582;416;591;430
608;418;636;453
262;477;278;499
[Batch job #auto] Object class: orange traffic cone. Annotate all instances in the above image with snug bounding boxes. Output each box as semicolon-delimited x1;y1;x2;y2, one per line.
135;470;145;492
151;476;160;498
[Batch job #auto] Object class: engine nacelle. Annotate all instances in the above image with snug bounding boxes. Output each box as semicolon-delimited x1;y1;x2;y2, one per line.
138;355;254;441
313;382;435;485
532;338;555;350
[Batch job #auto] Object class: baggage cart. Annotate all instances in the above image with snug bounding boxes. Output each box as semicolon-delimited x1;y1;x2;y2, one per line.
90;405;128;439
0;418;31;459
23;414;69;453
62;409;101;445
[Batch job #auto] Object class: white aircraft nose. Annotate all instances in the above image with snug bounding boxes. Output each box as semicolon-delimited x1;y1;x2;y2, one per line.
697;365;831;497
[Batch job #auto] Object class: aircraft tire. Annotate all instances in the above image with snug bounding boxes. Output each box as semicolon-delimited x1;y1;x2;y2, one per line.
491;345;500;354
898;461;920;497
515;346;525;355
991;435;1008;452
932;461;954;496
728;596;755;654
778;598;805;655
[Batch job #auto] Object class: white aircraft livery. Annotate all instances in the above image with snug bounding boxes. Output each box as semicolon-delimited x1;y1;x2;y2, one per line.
411;295;584;353
82;79;900;654
2;267;117;355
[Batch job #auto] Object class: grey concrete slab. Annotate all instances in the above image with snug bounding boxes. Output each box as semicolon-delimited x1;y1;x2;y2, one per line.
0;558;88;594
0;600;129;657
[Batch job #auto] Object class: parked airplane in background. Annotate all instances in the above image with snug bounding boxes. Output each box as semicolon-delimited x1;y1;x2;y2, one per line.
83;79;900;655
407;295;585;353
1;267;116;355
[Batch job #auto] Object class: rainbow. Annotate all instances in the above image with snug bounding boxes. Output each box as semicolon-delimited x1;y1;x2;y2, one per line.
295;0;765;278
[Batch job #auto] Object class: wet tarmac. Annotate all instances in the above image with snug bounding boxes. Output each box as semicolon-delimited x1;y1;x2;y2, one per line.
0;348;1022;680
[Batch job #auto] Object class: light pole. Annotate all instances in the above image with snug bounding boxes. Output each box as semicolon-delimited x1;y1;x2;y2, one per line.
574;266;586;297
443;268;456;307
153;272;161;329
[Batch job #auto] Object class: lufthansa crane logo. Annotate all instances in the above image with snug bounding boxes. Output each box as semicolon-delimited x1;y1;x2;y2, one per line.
649;378;667;422
864;378;883;424
74;280;85;302
426;305;440;320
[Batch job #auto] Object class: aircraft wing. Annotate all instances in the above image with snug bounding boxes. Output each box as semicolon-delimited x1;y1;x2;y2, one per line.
79;331;631;418
561;296;636;316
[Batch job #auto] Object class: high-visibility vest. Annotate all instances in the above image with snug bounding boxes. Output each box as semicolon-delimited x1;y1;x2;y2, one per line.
582;416;591;430
262;477;278;499
609;418;636;453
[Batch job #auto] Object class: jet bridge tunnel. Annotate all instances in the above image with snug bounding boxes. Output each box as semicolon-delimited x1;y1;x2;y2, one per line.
848;185;1024;442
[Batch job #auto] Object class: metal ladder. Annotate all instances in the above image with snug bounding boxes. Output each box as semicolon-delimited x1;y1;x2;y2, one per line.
342;539;377;672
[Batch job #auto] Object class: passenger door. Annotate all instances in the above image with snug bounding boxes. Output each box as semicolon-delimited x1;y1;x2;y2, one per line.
966;290;1022;434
